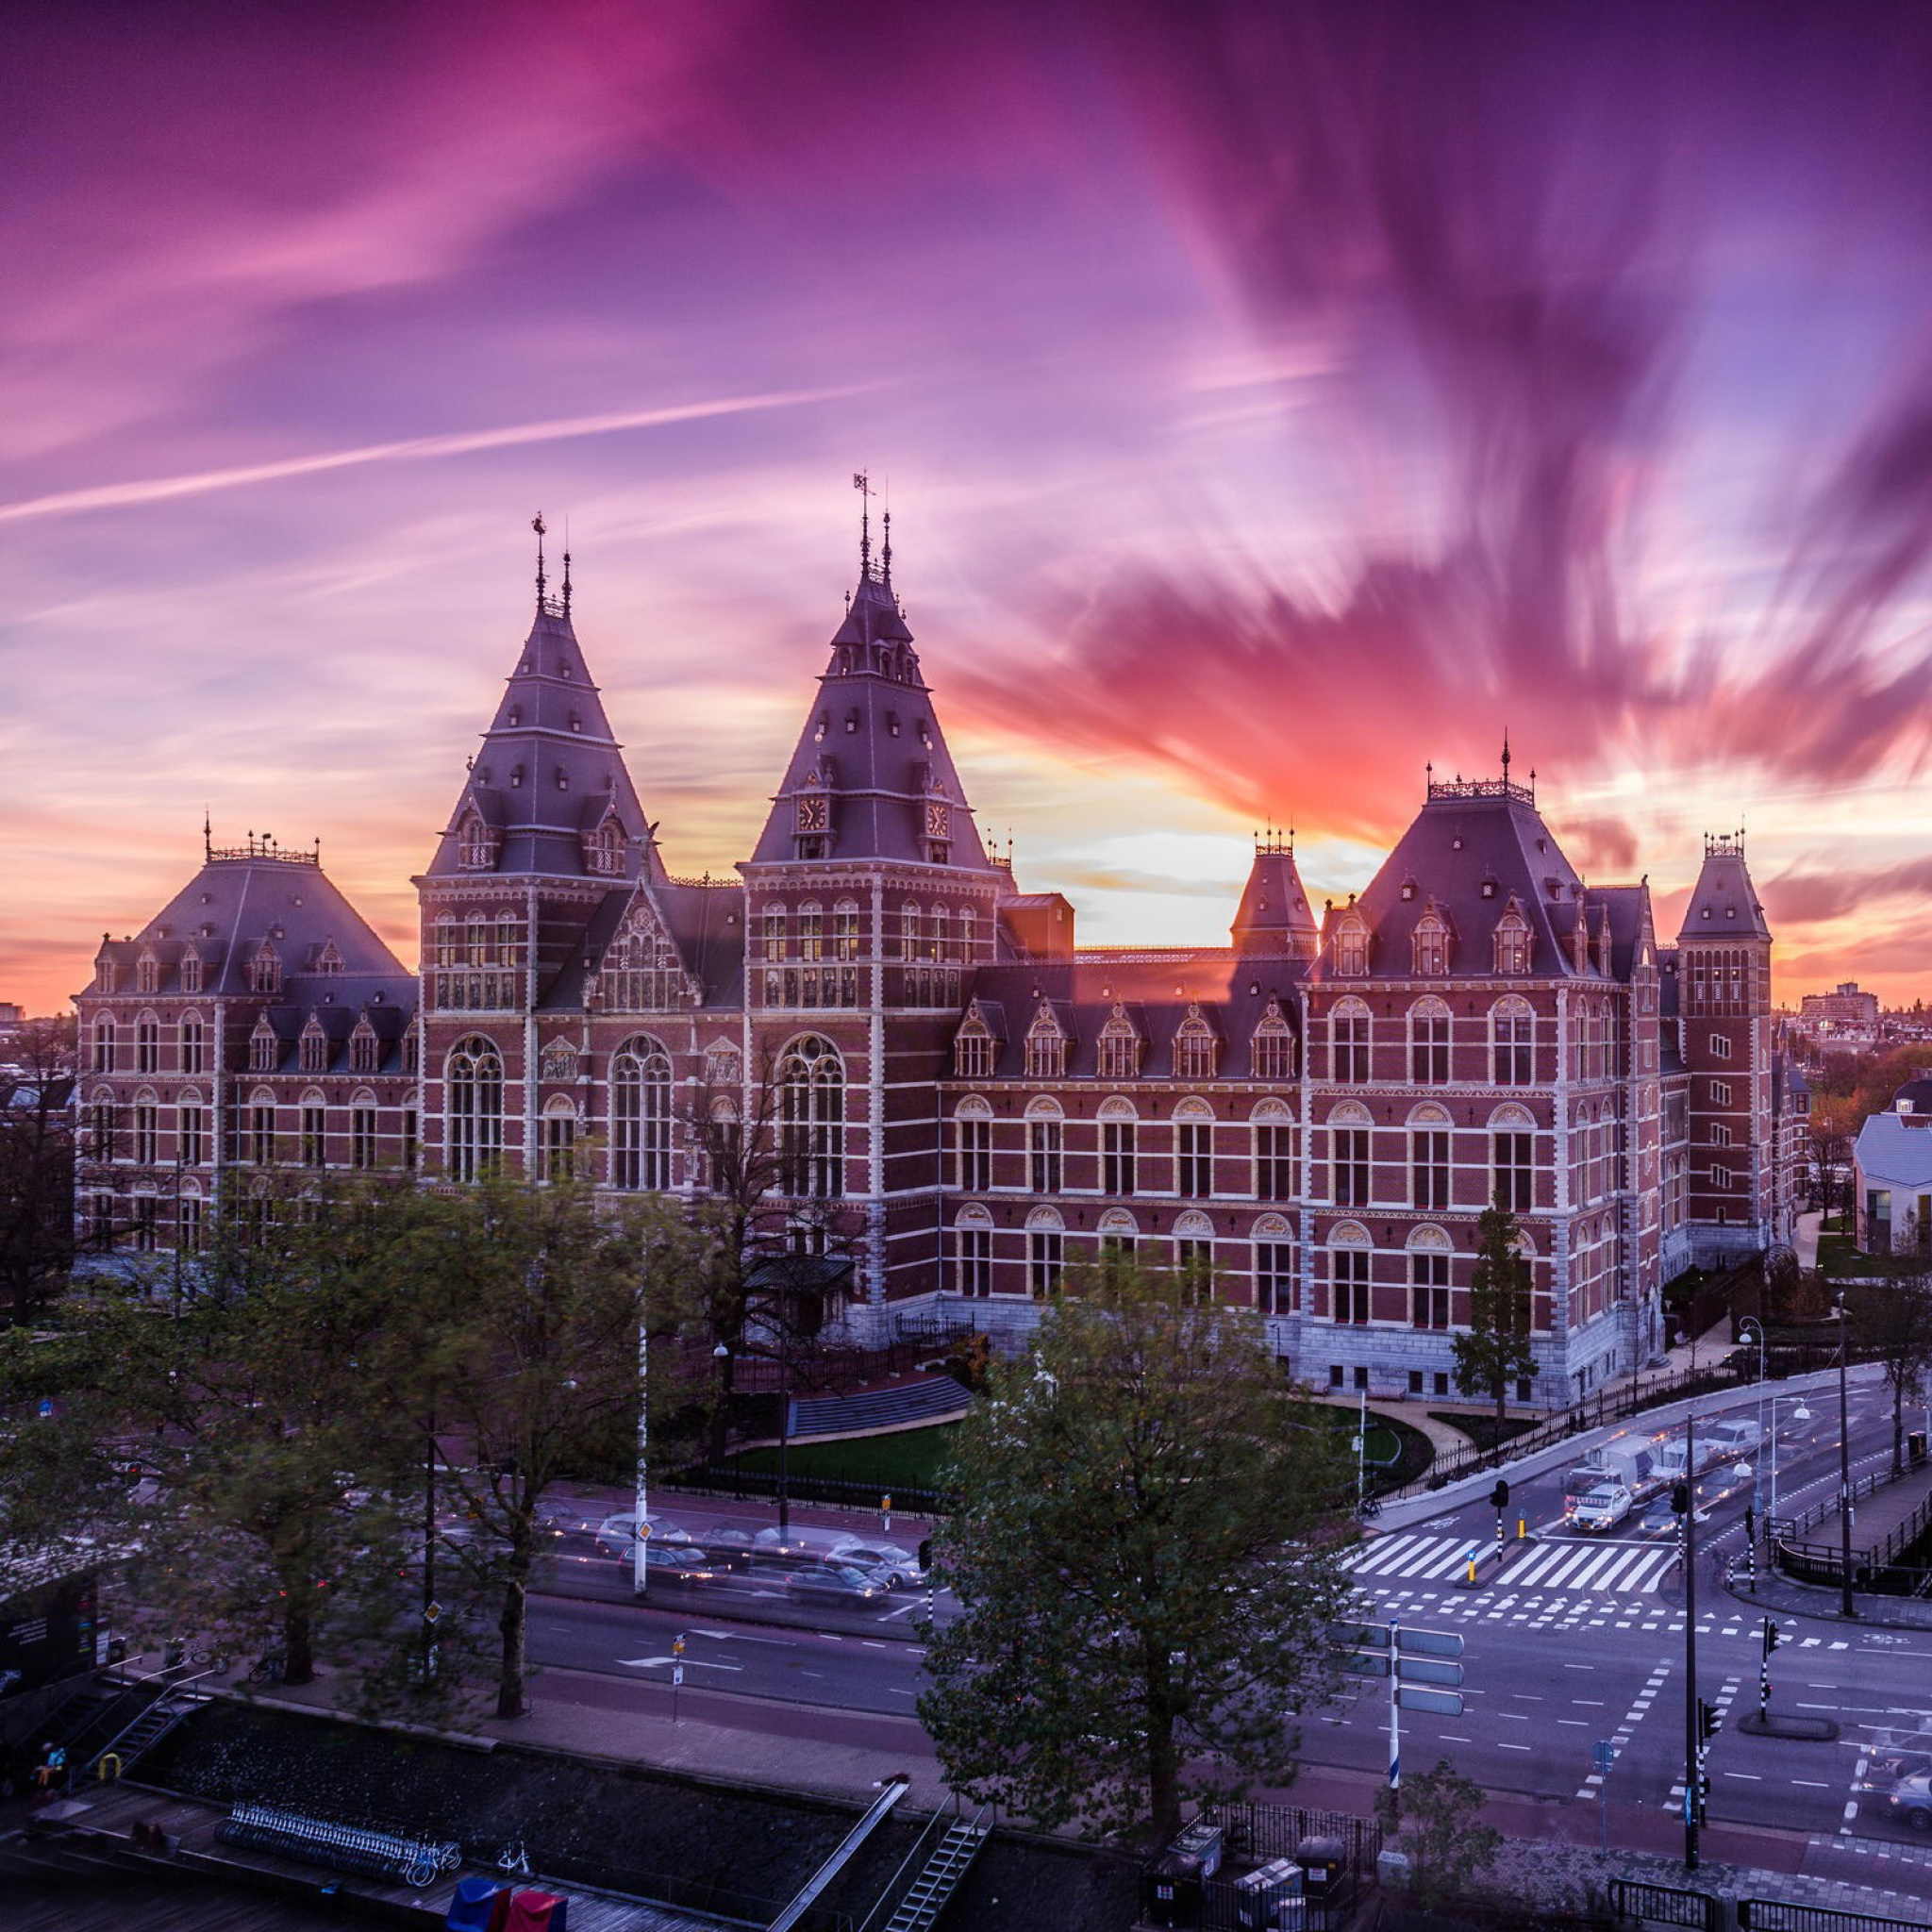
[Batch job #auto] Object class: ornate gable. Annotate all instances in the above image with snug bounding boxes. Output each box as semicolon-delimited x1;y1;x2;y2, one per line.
597;891;692;1011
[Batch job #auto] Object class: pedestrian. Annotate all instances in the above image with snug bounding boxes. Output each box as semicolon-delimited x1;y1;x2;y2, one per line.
32;1741;56;1793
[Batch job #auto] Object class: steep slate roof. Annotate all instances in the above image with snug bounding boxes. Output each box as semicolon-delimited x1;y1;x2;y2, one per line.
1307;779;1608;983
1231;843;1320;957
1677;839;1771;942
422;601;663;885
748;559;997;872
960;950;1307;1081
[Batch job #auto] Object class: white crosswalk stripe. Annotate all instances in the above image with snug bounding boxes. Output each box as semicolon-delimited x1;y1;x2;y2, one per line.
1348;1534;1677;1594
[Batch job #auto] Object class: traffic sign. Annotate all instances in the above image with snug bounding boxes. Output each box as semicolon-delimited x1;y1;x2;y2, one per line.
424;1602;442;1624
1399;1628;1464;1659
1341;1653;1392;1678
1400;1657;1462;1688
672;1663;684;1687
638;1521;652;1541
1327;1622;1391;1651
1396;1686;1463;1716
1593;1740;1614;1773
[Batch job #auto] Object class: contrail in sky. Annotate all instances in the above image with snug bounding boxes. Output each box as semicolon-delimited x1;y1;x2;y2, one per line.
0;385;876;525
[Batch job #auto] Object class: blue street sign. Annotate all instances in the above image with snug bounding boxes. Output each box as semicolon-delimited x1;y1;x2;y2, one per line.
1593;1740;1614;1773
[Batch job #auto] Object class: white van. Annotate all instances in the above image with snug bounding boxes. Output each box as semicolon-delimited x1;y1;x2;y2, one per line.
1571;1481;1633;1533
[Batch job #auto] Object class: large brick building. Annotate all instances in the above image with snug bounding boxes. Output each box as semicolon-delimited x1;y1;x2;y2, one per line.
75;517;1799;1406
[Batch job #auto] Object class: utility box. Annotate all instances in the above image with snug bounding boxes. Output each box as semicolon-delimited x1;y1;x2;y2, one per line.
1909;1430;1926;1466
1376;1848;1412;1892
1294;1835;1349;1910
1142;1851;1204;1929
1233;1857;1301;1928
1170;1820;1224;1878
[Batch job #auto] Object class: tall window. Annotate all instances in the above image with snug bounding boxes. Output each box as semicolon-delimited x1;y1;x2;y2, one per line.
1412;1128;1450;1209
957;1112;991;1191
352;1107;377;1170
93;1022;116;1074
833;903;860;960
1175;1117;1212;1196
1332;1245;1371;1324
1493;1130;1534;1212
1331;1005;1369;1083
250;946;280;994
137;954;159;995
955;1024;994;1079
1097;1015;1141;1080
1175;1238;1212;1291
180;952;203;994
402;1109;419;1171
446;1035;504;1183
956;1224;991;1297
250;1102;275;1166
1029;1227;1064;1298
1028;1115;1063;1192
799;903;824;961
1412;913;1449;975
1493;910;1531;974
1256;1241;1294;1315
179;1102;205;1167
134;1100;158;1167
178;1194;203;1251
300;1025;327;1074
351;1024;378;1074
778;1035;844;1198
1255;1118;1293;1199
541;1107;576;1182
1410;1247;1450;1328
1335;918;1369;976
763;907;787;962
181;1015;204;1074
1251;1009;1295;1081
1024;1013;1065;1080
899;905;920;960
1492;1002;1534;1085
1102;1118;1137;1195
1410;1002;1450;1084
250;1022;277;1073
136;1016;159;1074
1333;1126;1370;1207
302;1104;326;1167
132;1195;158;1253
611;1037;672;1191
1174;1015;1217;1081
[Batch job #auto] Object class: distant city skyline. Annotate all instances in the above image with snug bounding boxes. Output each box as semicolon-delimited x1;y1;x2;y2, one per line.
12;3;1932;1013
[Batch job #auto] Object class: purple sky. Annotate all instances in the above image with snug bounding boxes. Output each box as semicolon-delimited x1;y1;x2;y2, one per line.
10;1;1932;1011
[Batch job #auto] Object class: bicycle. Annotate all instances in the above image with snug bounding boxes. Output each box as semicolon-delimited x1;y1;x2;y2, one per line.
1357;1494;1382;1520
247;1652;287;1685
496;1838;532;1877
187;1643;231;1671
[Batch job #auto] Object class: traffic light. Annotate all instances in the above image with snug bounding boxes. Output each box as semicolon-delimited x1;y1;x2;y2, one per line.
1763;1617;1781;1655
1671;1481;1691;1515
1491;1479;1511;1510
1698;1698;1722;1743
918;1538;933;1571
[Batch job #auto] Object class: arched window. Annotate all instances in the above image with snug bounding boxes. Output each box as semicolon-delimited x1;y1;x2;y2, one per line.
611;1035;673;1191
1408;1100;1452;1211
1252;1096;1294;1202
955;1095;992;1193
899;904;921;961
1173;1208;1215;1301
249;1016;278;1073
1328;1221;1373;1324
1026;1094;1064;1193
541;1098;577;1182
349;1016;378;1074
136;1011;159;1074
833;900;861;960
1174;1095;1214;1197
466;916;489;967
434;917;458;968
133;1089;159;1167
1025;1205;1065;1298
1411;909;1450;976
1330;998;1369;1083
1490;1102;1536;1213
1493;904;1532;974
458;811;496;870
249;944;280;994
958;908;975;959
1327;1099;1372;1208
1024;1005;1066;1080
136;951;159;995
1250;1000;1295;1081
778;1035;844;1198
1407;1223;1453;1329
1097;1007;1141;1081
1408;996;1451;1084
1097;1205;1140;1264
1174;1007;1218;1082
927;906;949;960
180;948;204;994
1491;996;1534;1085
1334;907;1370;976
1099;1095;1139;1194
1254;1212;1294;1315
955;1202;994;1298
798;903;824;962
446;1035;503;1182
92;1019;116;1074
955;1006;996;1080
585;818;624;876
299;1016;328;1074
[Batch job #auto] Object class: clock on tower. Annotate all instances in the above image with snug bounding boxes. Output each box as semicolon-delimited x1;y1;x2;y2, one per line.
924;801;950;839
797;794;829;833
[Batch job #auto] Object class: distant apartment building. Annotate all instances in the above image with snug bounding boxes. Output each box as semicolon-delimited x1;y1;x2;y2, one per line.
1800;982;1880;1028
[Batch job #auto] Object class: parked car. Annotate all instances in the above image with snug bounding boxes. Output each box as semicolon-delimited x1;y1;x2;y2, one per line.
831;1541;926;1590
629;1542;723;1590
784;1564;888;1609
1887;1769;1932;1832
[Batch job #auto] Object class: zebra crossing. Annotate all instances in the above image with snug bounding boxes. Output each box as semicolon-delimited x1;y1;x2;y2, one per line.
1348;1531;1679;1595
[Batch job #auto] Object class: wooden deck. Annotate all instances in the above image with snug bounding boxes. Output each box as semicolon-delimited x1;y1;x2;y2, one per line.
20;1781;729;1931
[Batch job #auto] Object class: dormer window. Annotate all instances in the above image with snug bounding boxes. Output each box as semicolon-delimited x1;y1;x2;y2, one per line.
585;820;624;876
1025;1007;1067;1080
1412;909;1450;976
1493;906;1532;974
1174;1008;1218;1082
350;1019;379;1074
180;949;203;994
1251;1001;1296;1081
136;951;159;995
508;705;521;727
1097;1008;1141;1081
249;945;281;995
510;765;524;789
315;941;344;977
250;1017;278;1072
955;1013;995;1079
569;710;581;734
458;814;496;870
299;1018;328;1074
96;960;116;994
1480;878;1497;899
556;766;569;791
1335;908;1370;977
1400;880;1416;902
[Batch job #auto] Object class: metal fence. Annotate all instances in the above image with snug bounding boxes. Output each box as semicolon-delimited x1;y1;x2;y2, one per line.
1739;1898;1930;1932
1607;1876;1721;1930
669;1462;956;1517
1195;1800;1381;1878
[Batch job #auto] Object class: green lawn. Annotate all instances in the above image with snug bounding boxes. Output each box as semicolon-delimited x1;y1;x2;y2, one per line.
708;1425;959;1492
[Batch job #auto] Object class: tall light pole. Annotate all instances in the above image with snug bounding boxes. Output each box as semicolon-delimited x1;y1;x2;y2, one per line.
1737;1316;1768;1517
1677;1401;1702;1870
634;1316;650;1598
1766;1395;1811;1527
1835;1294;1856;1618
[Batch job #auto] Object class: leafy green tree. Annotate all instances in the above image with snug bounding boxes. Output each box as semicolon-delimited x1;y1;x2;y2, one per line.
0;1016;77;1325
1844;1275;1932;1473
918;1258;1352;1842
1384;1757;1502;1909
371;1172;706;1719
1452;1203;1539;1443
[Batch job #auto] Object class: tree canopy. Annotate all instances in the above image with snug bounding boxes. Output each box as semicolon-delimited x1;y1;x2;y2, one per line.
1451;1204;1539;1437
919;1260;1352;1841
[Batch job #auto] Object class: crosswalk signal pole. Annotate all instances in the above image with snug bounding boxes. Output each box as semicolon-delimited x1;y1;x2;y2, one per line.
1491;1479;1509;1563
1388;1615;1401;1793
1674;1454;1699;1871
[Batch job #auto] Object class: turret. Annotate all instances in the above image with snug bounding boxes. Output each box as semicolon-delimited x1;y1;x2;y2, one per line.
1231;829;1320;958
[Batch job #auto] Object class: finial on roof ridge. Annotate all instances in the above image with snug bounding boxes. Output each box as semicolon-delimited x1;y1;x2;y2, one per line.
204;807;211;862
882;503;892;588
532;512;547;609
561;513;572;613
853;470;874;579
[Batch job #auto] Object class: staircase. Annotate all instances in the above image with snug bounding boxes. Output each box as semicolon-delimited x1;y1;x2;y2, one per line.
790;1377;969;1440
89;1689;201;1780
880;1807;991;1932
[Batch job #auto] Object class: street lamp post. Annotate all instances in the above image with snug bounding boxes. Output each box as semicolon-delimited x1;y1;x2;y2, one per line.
775;1337;793;1541
634;1317;650;1598
1835;1295;1856;1618
1737;1316;1768;1517
1677;1402;1702;1870
1765;1393;1811;1529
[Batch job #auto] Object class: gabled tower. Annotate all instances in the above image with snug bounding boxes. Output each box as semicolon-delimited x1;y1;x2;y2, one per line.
414;521;659;1178
741;502;1003;1324
1231;830;1320;958
1674;831;1774;1257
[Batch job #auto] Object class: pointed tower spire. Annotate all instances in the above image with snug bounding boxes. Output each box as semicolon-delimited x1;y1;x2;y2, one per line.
854;470;873;579
203;807;211;861
1501;729;1511;781
1233;824;1320;958
881;505;893;589
532;511;548;611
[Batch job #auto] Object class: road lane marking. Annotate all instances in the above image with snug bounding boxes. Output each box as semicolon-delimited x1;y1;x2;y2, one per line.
1498;1742;1531;1752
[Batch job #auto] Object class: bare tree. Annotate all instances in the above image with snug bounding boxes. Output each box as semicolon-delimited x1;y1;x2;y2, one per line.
0;1016;77;1324
1844;1275;1932;1474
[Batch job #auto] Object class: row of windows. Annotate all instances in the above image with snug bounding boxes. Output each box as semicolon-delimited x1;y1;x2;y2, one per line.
96;1015;399;1077
89;1099;418;1173
1329;906;1539;977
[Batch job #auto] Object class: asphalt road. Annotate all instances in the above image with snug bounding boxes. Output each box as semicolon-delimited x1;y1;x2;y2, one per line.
510;1370;1932;1875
